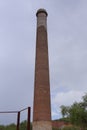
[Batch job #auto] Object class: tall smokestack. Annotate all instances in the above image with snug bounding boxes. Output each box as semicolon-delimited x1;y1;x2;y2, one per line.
33;9;52;130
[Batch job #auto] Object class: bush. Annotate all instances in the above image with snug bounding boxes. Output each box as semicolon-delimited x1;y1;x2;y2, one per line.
60;126;80;130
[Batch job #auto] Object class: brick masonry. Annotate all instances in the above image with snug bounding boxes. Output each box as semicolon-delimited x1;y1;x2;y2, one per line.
52;121;72;129
33;121;52;130
33;9;52;130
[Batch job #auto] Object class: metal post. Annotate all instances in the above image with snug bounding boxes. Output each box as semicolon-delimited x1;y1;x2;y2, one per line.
27;107;31;130
16;111;20;130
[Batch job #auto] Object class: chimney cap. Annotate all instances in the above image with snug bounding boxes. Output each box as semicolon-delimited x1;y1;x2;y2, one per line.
36;8;48;16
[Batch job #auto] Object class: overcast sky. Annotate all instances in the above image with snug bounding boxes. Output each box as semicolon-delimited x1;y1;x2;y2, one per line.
0;0;87;125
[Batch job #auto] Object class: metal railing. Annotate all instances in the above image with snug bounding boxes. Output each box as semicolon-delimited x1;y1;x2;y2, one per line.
0;107;31;130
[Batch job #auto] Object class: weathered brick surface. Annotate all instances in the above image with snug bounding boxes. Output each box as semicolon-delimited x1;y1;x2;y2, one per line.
33;9;51;123
52;121;72;129
33;121;52;130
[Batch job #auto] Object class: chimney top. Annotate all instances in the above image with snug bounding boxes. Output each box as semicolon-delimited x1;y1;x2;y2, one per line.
36;8;48;16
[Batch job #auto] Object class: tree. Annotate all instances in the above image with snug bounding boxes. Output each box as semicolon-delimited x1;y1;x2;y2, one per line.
81;93;87;109
60;93;87;129
69;103;84;125
60;105;69;118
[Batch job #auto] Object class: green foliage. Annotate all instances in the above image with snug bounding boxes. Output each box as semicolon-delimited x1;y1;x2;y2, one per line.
60;93;87;129
20;120;32;130
60;105;69;118
52;128;59;130
52;126;80;130
5;123;16;130
69;102;87;127
60;126;80;130
0;120;32;130
0;123;16;130
0;125;5;130
20;120;29;130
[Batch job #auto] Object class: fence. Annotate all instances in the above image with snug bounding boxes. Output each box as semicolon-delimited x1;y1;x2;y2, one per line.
0;107;31;130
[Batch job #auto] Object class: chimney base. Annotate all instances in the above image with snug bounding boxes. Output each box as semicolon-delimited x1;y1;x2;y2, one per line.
32;121;52;130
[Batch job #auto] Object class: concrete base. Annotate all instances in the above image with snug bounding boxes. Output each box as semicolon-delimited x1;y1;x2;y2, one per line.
32;121;52;130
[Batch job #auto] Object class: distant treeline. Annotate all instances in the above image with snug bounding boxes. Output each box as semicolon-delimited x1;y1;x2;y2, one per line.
0;120;32;130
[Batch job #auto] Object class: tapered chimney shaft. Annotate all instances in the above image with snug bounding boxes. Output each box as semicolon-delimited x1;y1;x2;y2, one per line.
33;9;52;130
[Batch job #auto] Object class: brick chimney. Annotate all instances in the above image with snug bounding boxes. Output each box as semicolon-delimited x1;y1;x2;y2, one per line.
32;9;52;130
